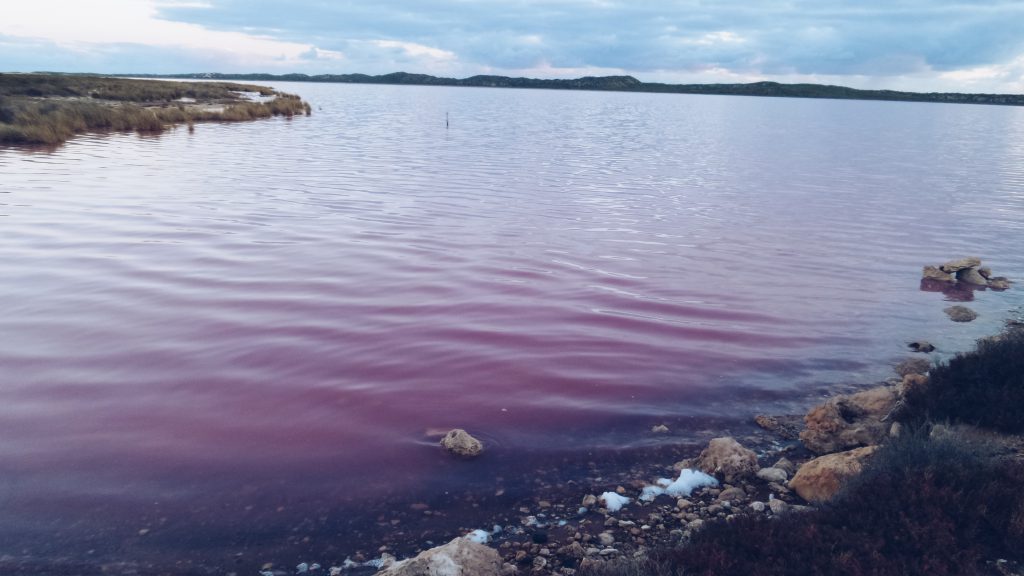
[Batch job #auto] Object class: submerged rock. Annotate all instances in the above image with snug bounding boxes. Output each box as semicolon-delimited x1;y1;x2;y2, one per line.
944;305;978;323
790;446;878;503
988;277;1011;290
694;437;759;482
753;414;802;440
907;340;935;353
440;429;484;457
374;537;505;576
800;386;896;454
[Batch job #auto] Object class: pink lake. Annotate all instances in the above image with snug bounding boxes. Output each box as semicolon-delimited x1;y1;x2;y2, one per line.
1;83;1023;573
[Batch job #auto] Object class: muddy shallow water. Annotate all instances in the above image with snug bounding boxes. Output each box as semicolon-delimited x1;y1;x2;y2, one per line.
1;83;1023;572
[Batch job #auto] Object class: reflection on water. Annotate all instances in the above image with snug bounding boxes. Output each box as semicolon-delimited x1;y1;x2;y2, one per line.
1;84;1023;571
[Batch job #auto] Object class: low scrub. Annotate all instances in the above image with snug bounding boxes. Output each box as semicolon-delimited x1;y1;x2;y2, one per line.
583;434;1024;576
902;329;1024;433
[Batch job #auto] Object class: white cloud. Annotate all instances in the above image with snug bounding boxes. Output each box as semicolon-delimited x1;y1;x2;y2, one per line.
369;40;456;61
938;55;1024;93
487;59;632;79
0;0;343;68
687;31;746;47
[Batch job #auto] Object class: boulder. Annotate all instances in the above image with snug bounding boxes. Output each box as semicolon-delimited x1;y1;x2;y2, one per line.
922;265;954;282
790;446;878;503
800;386;896;454
939;257;982;273
694;437;759;482
956;267;988;286
375;537;504;576
440;429;484;458
944;305;978;323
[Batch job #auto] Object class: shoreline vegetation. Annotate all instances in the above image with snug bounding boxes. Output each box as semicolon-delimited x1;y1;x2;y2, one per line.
0;73;312;146
124;71;1024;107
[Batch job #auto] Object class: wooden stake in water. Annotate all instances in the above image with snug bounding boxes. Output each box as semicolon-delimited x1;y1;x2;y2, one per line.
446;112;449;129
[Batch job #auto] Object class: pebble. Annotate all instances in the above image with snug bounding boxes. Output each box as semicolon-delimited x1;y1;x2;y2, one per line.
768;499;788;515
750;501;766;512
598;532;615;546
756;467;788;483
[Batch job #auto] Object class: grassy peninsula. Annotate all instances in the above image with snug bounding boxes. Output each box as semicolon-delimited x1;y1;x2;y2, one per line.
0;74;311;146
132;71;1024;106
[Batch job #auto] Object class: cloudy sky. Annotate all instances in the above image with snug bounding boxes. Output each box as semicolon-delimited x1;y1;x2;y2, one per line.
2;0;1023;92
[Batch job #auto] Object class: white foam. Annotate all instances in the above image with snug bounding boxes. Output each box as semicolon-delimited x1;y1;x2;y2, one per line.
464;529;491;544
599;491;631;512
638;469;718;501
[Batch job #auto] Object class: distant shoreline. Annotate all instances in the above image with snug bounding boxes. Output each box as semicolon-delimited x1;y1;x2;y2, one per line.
113;71;1024;107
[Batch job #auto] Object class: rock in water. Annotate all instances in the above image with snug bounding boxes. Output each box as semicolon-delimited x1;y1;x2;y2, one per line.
922;265;955;282
753;414;802;440
800;386;896;454
694;437;759;482
374;537;504;576
944;305;978;323
988;277;1011;290
907;340;935;353
956;267;988;286
939;257;982;273
790;446;879;503
440;429;484;457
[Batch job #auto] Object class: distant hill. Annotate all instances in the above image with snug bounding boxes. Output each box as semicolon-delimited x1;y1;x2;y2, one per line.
118;71;1024;106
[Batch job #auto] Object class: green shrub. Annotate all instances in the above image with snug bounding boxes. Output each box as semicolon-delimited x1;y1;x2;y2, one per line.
902;330;1024;433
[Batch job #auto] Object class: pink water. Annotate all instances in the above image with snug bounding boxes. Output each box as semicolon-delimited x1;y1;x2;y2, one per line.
1;84;1023;571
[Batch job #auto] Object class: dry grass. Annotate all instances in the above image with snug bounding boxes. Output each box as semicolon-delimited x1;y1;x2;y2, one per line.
0;73;310;146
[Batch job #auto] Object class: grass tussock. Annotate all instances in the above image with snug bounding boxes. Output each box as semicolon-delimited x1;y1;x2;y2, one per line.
0;73;310;146
902;329;1024;433
582;433;1024;576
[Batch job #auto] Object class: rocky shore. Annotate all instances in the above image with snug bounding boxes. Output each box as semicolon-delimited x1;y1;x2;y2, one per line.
263;260;1021;576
